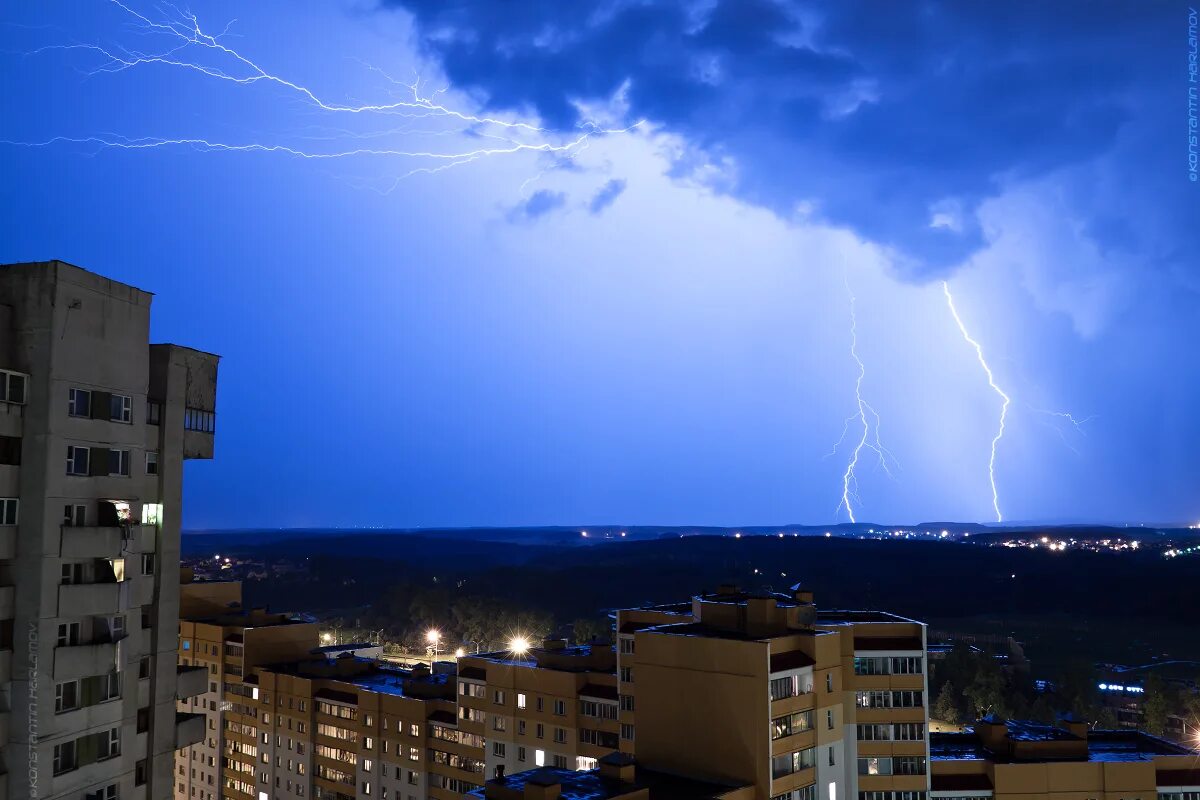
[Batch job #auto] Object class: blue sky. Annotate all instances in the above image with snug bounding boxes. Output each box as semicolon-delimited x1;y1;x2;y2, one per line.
1;1;1197;528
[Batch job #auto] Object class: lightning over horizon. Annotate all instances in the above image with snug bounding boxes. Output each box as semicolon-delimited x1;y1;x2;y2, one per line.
830;278;897;523
942;280;1011;523
7;0;639;191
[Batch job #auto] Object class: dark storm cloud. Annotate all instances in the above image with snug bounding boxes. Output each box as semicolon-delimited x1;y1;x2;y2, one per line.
508;188;567;222
588;178;627;214
386;0;1186;279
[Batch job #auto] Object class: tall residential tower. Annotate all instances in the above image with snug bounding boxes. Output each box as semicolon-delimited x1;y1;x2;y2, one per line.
0;260;219;800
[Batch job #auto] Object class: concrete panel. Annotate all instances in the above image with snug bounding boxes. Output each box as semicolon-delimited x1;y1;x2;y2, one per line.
0;525;14;559
175;711;205;749
52;640;120;681
58;582;120;616
176;664;207;700
0;585;13;618
59;526;125;559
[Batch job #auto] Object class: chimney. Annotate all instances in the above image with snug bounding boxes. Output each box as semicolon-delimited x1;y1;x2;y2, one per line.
597;752;636;783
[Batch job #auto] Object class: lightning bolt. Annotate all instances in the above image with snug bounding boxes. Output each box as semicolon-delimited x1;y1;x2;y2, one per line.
8;1;640;191
942;281;1011;523
830;279;897;523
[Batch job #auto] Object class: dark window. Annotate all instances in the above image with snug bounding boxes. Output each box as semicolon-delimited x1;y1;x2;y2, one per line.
110;394;132;423
68;388;91;417
146;451;159;475
0;435;21;465
0;498;17;525
0;371;27;404
107;449;131;477
66;446;89;475
146;401;162;425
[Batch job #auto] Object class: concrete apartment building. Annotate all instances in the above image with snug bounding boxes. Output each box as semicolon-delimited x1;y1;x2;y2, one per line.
0;261;219;800
928;715;1198;800
175;574;317;800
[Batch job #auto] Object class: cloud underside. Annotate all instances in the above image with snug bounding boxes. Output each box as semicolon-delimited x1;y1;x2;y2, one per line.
388;0;1195;333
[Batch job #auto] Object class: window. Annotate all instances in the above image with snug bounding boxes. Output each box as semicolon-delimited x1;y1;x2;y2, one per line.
66;445;89;475
620;724;634;741
553;699;565;716
772;710;814;740
146;451;159;475
492;717;506;732
771;747;816;779
857;725;891;741
894;757;926;776
141;503;163;525
771;676;797;701
620;695;634;711
60;563;83;585
0;434;20;465
492;742;505;758
517;692;526;710
184;407;216;433
828;747;836;767
68;388;91;417
147;401;162;425
536;723;544;739
619;637;634;655
110;394;132;423
108;448;131;476
893;723;925;741
517;746;526;763
619;667;632;683
55;680;80;713
0;370;27;405
53;740;77;774
141;554;155;575
63;503;86;526
534;750;545;767
518;720;526;735
554;728;566;744
827;710;835;730
826;673;833;692
0;498;16;526
859;758;892;776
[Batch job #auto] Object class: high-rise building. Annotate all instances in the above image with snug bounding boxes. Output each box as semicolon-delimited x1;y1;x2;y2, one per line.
0;260;219;800
175;574;317;800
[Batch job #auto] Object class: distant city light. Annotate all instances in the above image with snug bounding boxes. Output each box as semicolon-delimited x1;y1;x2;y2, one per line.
581;531;588;537
510;636;530;655
825;532;832;538
734;532;742;539
620;531;626;537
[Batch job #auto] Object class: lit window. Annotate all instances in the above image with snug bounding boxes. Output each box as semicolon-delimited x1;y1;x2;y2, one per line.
517;692;526;709
534;750;545;767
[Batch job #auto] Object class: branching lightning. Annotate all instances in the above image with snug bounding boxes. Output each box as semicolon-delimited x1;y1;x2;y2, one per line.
942;281;1011;523
830;279;897;523
7;0;640;190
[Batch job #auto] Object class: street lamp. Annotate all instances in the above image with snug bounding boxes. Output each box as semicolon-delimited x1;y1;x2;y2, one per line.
425;629;441;660
509;636;530;655
454;647;465;659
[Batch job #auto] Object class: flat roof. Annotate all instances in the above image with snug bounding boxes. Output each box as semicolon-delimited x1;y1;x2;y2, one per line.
469;766;746;800
930;726;1196;764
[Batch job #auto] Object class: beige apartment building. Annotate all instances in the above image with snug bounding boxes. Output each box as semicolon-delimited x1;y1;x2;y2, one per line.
0;260;219;800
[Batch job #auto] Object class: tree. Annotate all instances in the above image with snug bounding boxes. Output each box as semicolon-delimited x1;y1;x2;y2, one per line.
933;681;961;726
1141;673;1175;736
571;617;611;644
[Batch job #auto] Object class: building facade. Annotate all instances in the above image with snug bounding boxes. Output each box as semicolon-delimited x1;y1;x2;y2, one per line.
0;260;219;800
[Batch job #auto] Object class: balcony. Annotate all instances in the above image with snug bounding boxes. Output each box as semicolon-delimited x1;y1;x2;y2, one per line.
58;582;120;616
0;586;13;619
177;664;208;700
59;525;157;558
53;639;123;682
175;711;205;749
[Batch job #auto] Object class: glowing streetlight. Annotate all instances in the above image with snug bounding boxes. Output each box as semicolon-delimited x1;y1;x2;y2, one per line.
454;647;465;659
426;629;441;660
509;636;530;655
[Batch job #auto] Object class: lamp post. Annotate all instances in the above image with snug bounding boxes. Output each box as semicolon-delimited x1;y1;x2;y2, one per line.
425;629;441;661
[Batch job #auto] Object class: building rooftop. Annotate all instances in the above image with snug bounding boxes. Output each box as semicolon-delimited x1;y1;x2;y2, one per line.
470;764;746;800
930;724;1196;764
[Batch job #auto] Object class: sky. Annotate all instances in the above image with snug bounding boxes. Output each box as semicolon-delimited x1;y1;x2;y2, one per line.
1;1;1197;528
